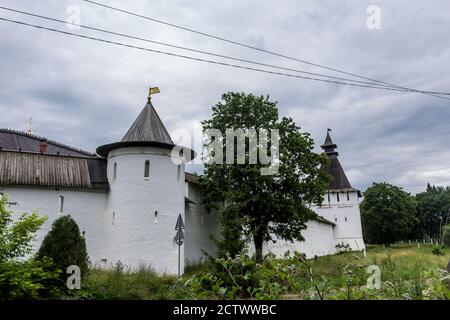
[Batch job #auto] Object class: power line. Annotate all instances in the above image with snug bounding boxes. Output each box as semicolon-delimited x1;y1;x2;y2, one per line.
1;17;449;101
0;17;423;93
0;6;411;90
83;0;449;99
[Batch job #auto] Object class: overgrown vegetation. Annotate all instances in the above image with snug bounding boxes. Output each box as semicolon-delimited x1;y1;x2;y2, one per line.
0;257;62;299
1;194;449;301
0;195;95;299
183;246;450;300
84;263;189;300
0;195;61;299
81;244;450;300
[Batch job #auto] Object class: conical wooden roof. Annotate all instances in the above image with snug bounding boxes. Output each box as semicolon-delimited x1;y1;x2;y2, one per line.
121;101;173;145
321;130;353;190
96;98;176;157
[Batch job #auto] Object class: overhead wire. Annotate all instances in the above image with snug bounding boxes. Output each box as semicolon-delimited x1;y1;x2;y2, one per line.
0;16;449;100
82;0;450;99
0;6;415;90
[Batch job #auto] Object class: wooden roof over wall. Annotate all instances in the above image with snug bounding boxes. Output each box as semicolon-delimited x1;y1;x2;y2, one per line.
0;151;108;190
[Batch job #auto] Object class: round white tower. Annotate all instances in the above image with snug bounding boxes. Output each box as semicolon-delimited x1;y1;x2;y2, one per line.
96;89;193;274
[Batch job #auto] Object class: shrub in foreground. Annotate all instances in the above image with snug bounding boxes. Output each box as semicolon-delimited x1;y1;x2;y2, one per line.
37;215;89;278
0;257;61;299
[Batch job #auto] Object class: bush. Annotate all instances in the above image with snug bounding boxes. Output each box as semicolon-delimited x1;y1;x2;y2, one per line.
0;257;62;299
443;225;450;247
431;246;444;256
184;251;302;299
0;194;47;263
37;215;89;279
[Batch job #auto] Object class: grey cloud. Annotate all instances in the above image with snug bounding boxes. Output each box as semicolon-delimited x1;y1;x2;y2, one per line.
0;0;449;194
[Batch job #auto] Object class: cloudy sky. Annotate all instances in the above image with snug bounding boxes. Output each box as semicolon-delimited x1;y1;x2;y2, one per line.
0;0;449;194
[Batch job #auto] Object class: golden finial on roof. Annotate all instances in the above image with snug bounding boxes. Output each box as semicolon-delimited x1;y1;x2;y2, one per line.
148;86;160;101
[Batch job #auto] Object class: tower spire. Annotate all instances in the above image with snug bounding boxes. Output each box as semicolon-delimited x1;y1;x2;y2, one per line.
320;129;353;190
96;87;196;161
321;128;338;155
120;89;172;145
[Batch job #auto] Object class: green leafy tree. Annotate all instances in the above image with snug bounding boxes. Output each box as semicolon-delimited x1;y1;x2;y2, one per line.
414;184;450;240
37;215;89;278
0;194;47;263
0;194;61;299
200;92;331;263
361;182;417;245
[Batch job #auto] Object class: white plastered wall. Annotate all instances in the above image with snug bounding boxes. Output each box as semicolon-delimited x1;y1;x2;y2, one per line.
184;181;221;265
313;191;365;251
104;146;186;274
0;186;108;263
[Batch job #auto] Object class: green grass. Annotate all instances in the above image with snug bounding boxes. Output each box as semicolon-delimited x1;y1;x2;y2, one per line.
309;244;450;277
83;244;450;300
84;263;187;299
286;244;450;300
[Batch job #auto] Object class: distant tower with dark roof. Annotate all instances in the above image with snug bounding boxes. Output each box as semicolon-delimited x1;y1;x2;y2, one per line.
316;129;365;251
321;129;353;191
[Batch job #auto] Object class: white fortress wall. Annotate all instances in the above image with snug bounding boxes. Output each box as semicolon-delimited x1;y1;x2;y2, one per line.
246;220;337;259
184;181;221;265
0;185;108;263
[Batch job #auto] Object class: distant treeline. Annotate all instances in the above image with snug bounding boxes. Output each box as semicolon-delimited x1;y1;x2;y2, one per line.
361;182;450;246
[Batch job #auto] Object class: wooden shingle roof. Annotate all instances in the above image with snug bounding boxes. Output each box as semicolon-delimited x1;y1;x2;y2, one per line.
0;150;108;190
327;154;352;190
96;100;176;157
121;101;173;145
320;130;357;192
0;129;108;190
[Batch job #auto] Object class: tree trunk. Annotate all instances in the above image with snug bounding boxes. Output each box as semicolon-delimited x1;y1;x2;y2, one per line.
253;230;264;264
